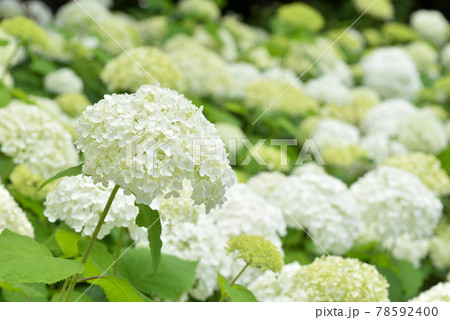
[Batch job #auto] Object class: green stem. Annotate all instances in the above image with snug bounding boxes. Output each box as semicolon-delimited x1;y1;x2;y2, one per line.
113;227;125;275
64;185;120;302
57;278;70;302
219;262;250;302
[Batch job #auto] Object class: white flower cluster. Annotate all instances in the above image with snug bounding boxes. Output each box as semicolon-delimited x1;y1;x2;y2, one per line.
273;172;362;254
76;84;234;213
0;102;78;179
360;133;407;163
0;183;34;237
178;0;220;21
410;282;450;302
361;47;422;99
55;0;110;33
313;119;360;151
410;10;449;46
304;75;352;106
227;62;261;99
249;262;308;302
247;171;287;199
350;166;442;266
43;68;84;95
442;43;450;71
44;175;138;239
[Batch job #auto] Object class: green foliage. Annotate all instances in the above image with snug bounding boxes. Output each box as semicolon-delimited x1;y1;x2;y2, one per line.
218;274;257;302
0;282;48;302
119;248;197;301
38;164;82;190
135;203;162;276
55;229;81;258
0;230;84;284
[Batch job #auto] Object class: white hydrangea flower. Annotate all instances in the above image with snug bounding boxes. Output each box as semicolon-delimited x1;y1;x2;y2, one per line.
389;236;430;268
55;0;110;33
76;84;234;213
410;282;450;302
360;133;407;163
247;171;287;199
262;67;302;89
0;102;78;179
165;37;233;99
249;262;308;302
44;68;84;94
405;41;439;78
291;162;326;176
133;183;286;300
0;184;34;238
361;99;416;137
304;75;352;106
0;0;23;18
27;1;53;26
273;172;362;254
178;0;220;21
227;62;261;99
398;109;448;155
313;119;360;151
442;43;450;71
410;10;449;46
350;166;442;266
361;47;422;99
44;175;139;239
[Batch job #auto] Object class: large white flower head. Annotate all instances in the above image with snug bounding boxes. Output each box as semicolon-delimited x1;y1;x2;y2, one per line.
298;256;389;302
0;0;23;18
304;75;352;106
0;102;78;179
247;171;287;199
27;1;53;26
361;99;416;137
55;0;110;33
350;166;442;265
410;10;449;46
227;62;261;99
360;133;407;164
382;153;450;196
44;175;138;239
165;37;232;99
312;119;360;151
44;68;84;95
101;46;183;93
273;172;362;255
76;84;234;213
0;183;34;238
249;262;308;302
405;41;439;78
398;109;448;155
410;282;450;302
178;0;220;21
361;47;422;99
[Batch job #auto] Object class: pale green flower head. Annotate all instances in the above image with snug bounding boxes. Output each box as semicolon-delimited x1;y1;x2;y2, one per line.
327;28;365;56
429;220;450;270
323;145;367;168
277;2;324;33
381;22;418;44
178;0;220;21
0;16;48;48
227;235;284;273
352;0;394;20
55;93;91;118
362;28;384;47
101;46;184;93
9;164;54;202
244;79;319;117
299;256;389;302
382;153;450;196
249;145;290;172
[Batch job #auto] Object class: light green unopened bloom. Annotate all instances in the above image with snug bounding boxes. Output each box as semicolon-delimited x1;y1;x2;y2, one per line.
227;235;284;273
9;164;54;201
429;220;450;270
382;153;450;196
277;3;324;33
327;28;365;56
381;23;418;44
101;46;184;92
178;0;221;21
0;16;48;48
55;93;91;118
362;28;384;47
299;256;389;302
249;145;290;172
352;0;394;20
244;79;319;116
323;145;367;168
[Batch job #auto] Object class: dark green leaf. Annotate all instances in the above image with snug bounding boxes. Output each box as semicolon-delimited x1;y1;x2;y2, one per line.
0;230;84;284
38;164;82;190
119;248;197;300
135;203;162;276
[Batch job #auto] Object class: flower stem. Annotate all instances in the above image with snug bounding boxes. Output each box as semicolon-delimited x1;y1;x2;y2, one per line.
113;227;125;275
57;279;70;302
63;184;120;302
219;262;250;302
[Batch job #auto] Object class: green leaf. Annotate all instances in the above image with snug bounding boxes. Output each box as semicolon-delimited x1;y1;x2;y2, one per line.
119;248;197;300
0;155;14;183
83;258;145;302
438;146;450;175
38;164;82;190
78;239;114;275
218;274;257;302
135;203;162;276
29;59;58;76
0;230;84;284
50;289;92;302
0;86;12;107
0;282;48;302
392;259;424;299
55;229;81;258
0;39;9;46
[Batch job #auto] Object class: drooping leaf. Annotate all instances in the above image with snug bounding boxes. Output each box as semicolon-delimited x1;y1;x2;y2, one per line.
55;229;81;258
0;230;84;284
135;203;162;276
218;274;257;302
119;248;197;300
38;164;82;190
